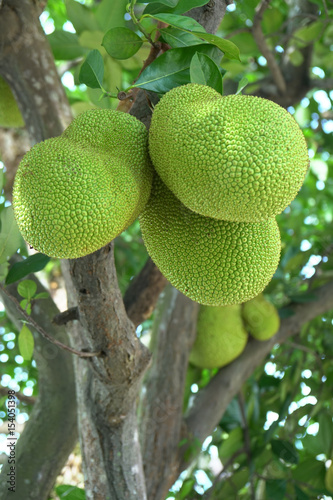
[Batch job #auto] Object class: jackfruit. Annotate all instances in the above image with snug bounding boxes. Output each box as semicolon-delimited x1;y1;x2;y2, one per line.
0;76;24;128
139;174;281;306
242;293;280;340
189;304;248;369
13;109;153;259
149;83;309;222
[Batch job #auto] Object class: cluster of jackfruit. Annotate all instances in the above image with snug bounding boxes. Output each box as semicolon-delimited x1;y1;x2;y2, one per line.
140;83;309;306
13;83;308;308
189;293;280;369
13;109;153;258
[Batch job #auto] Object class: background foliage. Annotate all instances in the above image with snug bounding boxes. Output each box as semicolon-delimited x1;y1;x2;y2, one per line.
0;0;332;499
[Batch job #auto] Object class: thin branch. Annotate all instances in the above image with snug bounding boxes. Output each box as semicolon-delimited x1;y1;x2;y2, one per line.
238;391;255;500
252;0;287;95
203;446;247;500
0;283;101;358
0;385;36;405
123;258;167;327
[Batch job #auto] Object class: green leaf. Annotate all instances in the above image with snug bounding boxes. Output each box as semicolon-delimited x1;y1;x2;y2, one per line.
190;33;241;60
17;279;37;300
132;44;222;94
20;299;32;315
288;292;318;303
146;13;206;33
102;28;143;60
0;206;24;264
294;485;311;500
177;478;195;499
265;479;287;500
47;31;87;60
95;0;127;32
236;77;249;95
293;20;323;45
173;0;209;13
292;458;326;490
65;0;100;34
190;52;223;94
142;0;209;15
18;324;34;361
143;0;178;6
55;485;86;499
271;439;299;465
34;292;49;299
0;167;3;193
79;49;104;89
288;48;304;67
159;27;204;48
6;253;51;285
219;427;243;461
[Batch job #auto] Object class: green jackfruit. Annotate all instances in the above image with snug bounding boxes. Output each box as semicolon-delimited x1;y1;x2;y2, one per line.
0;76;24;128
190;304;248;369
242;293;280;340
13;109;153;258
139;174;281;306
149;83;309;222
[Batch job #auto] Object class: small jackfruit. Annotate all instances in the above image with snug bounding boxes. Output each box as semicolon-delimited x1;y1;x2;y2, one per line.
139;174;281;306
149;83;309;222
189;304;248;369
0;76;24;128
242;293;280;340
13;109;153;258
325;462;333;494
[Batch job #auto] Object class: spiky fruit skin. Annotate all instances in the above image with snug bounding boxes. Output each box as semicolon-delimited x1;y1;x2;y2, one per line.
242;293;280;340
13;109;153;259
149;83;309;222
139;175;281;306
190;305;248;369
0;77;24;128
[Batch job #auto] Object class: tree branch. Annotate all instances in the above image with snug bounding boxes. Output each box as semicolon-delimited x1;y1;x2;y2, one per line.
62;244;151;500
177;279;333;474
140;285;199;499
123;258;168;327
0;283;100;358
0;275;77;500
0;386;36;405
252;0;287;95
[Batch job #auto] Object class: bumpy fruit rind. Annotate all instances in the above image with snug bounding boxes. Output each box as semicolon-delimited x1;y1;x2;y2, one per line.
13;109;153;258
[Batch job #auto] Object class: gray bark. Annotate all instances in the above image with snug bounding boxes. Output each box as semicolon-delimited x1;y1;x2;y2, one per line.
140;285;199;499
0;276;77;500
62;244;151;500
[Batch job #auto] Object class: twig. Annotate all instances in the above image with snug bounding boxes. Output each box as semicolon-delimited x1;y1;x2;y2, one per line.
0;282;101;358
0;385;36;404
238;391;255;500
252;0;287;95
203;446;247;499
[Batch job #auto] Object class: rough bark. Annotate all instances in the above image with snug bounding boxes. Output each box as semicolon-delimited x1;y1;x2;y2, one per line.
0;2;76;498
177;279;333;474
0;276;77;500
0;0;72;142
62;243;151;500
140;285;199;499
